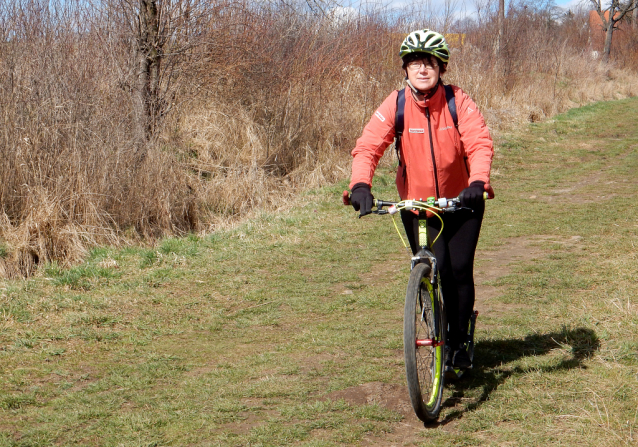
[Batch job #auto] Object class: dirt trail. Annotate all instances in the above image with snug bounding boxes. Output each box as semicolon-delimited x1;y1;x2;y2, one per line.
473;237;544;318
325;235;562;445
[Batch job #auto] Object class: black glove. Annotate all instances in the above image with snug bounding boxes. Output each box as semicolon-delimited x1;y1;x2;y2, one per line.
459;181;485;209
350;183;374;217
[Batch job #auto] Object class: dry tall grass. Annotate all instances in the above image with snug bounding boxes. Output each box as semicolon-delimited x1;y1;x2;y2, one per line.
1;0;637;276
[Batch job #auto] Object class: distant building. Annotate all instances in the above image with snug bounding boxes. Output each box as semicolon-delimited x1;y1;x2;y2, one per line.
443;33;466;48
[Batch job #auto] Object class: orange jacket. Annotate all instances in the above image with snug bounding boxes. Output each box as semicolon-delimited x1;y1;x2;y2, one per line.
350;84;494;201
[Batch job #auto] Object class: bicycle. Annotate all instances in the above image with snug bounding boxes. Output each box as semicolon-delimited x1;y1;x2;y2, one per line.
342;192;483;422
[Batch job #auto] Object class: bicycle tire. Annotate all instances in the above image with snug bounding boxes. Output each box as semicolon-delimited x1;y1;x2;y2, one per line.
404;262;446;422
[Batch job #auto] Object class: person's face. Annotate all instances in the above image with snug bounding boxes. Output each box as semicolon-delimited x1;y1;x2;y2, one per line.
405;57;440;92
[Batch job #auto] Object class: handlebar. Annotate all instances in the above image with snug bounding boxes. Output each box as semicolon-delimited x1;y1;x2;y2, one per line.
372;197;466;215
342;190;488;217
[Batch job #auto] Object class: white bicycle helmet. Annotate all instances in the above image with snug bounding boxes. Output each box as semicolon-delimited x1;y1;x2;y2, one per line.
399;29;450;63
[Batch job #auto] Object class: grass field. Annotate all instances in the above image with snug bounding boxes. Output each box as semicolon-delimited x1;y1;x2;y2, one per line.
1;98;638;446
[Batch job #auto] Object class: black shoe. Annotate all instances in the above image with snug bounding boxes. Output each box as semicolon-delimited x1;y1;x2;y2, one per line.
444;349;458;380
452;347;472;369
445;353;453;369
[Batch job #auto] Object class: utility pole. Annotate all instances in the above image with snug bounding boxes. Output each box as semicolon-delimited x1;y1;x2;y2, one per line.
496;0;505;55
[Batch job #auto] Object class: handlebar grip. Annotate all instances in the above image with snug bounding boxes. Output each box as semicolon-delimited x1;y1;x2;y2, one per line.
342;190;351;206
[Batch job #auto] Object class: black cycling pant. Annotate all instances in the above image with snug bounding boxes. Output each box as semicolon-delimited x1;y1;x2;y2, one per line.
401;203;484;349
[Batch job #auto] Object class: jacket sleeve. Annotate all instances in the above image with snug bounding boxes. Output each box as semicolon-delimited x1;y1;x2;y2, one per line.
349;90;399;190
454;87;494;187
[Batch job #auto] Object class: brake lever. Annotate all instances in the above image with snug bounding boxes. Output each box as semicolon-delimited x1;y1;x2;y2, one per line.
358;211;374;219
446;206;473;213
359;208;387;218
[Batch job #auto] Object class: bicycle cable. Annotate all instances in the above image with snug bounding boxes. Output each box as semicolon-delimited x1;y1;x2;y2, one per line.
391;213;409;249
388;202;446;248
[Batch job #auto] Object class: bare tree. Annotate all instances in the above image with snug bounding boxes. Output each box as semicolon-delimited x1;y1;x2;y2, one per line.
108;0;217;152
441;0;460;32
589;0;637;62
472;0;496;28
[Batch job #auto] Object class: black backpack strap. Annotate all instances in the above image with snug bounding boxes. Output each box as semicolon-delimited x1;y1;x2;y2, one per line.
395;88;405;164
444;84;458;131
444;83;468;174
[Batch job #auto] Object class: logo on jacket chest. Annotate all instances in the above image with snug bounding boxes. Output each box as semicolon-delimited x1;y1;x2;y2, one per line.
408;128;424;134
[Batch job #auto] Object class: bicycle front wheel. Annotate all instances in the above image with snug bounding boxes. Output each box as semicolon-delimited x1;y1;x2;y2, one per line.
403;262;446;422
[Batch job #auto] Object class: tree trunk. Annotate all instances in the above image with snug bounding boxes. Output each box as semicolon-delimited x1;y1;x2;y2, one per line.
602;20;614;63
134;0;161;151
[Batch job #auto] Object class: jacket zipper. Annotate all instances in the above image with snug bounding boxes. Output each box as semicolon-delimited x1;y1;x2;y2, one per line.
425;107;440;198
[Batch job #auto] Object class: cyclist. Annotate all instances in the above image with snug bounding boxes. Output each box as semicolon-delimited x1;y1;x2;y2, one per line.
348;29;494;369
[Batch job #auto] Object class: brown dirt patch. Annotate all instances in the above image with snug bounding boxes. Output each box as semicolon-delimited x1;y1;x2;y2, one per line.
474;236;545;317
325;381;428;446
474;235;584;318
325;381;413;415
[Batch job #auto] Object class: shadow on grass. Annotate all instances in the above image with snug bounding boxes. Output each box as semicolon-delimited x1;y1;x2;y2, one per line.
430;326;600;427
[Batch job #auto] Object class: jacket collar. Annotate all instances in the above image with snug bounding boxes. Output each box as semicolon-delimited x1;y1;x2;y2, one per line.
408;81;444;110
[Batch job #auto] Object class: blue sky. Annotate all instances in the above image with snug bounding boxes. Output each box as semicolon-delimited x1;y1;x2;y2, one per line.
557;0;587;9
340;0;590;21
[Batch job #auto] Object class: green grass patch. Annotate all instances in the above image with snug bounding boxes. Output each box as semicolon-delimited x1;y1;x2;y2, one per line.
1;97;638;445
